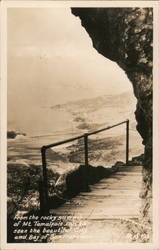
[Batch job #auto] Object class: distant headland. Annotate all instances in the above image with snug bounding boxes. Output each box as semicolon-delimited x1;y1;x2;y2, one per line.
7;130;26;139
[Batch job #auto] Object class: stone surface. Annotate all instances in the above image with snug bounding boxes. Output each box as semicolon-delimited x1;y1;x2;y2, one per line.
71;7;153;224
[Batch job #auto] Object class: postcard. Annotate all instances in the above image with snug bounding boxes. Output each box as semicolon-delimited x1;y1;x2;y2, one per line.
0;1;159;249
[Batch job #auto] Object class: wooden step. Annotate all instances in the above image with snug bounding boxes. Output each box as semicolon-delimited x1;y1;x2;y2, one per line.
49;165;143;243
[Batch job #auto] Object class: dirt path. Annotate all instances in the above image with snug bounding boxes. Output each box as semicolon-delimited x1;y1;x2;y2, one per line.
49;165;143;243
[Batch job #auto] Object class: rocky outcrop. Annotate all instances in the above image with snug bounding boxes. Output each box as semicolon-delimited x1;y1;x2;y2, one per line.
53;164;118;199
71;8;152;224
7;130;26;139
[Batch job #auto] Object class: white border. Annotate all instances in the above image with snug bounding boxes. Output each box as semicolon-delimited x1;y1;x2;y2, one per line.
1;0;159;8
0;1;159;250
0;0;7;247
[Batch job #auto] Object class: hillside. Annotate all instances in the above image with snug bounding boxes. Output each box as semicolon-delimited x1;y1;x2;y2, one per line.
50;91;137;132
51;91;136;112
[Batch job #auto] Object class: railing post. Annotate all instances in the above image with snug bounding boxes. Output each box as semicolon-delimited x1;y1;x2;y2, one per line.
126;120;129;165
40;146;48;212
84;133;89;167
84;133;89;191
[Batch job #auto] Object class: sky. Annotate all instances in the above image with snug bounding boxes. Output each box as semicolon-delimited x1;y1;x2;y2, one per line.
7;8;134;132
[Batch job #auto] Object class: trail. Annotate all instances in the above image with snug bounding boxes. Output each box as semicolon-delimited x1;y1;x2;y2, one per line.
49;165;142;243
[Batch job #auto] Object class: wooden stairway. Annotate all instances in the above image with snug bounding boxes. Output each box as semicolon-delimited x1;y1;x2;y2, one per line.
49;165;143;243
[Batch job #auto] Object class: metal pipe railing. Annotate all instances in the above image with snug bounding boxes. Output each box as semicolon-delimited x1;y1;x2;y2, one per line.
42;134;84;150
86;120;127;136
40;119;129;204
84;133;89;189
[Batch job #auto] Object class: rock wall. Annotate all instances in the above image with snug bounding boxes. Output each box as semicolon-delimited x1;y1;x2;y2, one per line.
71;8;153;224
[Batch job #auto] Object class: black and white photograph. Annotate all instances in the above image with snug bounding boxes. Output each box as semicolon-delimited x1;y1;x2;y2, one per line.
0;1;159;249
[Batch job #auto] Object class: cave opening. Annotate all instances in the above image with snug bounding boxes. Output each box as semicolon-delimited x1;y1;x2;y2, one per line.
8;7;144;163
8;7;145;190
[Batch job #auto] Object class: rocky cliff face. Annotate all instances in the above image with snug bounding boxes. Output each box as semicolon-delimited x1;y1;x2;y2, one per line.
72;8;153;224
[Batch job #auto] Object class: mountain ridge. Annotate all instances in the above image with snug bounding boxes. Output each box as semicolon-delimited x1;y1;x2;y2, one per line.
50;90;136;114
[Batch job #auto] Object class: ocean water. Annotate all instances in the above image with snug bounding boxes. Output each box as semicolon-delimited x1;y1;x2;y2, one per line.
7;94;144;172
7;107;85;171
